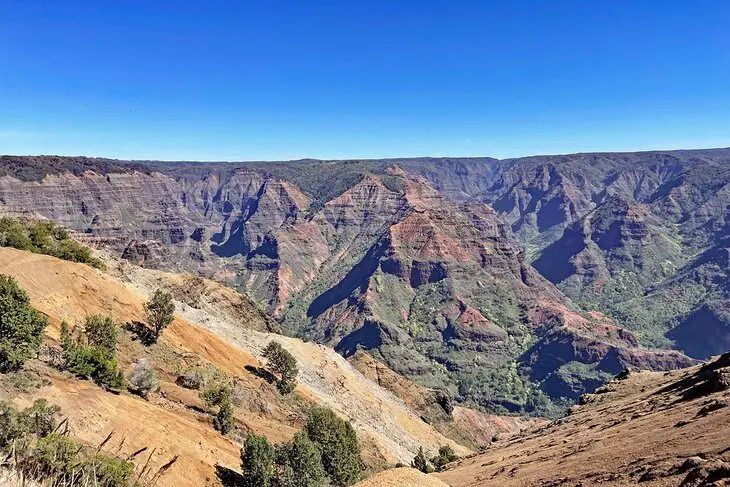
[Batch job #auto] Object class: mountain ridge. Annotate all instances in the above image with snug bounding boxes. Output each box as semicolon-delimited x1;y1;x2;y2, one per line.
1;149;727;416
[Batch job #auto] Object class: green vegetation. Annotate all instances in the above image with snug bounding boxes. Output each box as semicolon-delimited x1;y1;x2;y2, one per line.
128;357;159;399
201;381;235;434
178;364;225;390
0;274;48;372
144;289;175;341
263;341;299;394
0;399;60;446
411;446;433;473
0;399;137;487
0;217;105;269
274;432;327;487
304;406;363;486
240;406;362;487
241;407;362;487
60;316;125;391
241;433;275;487
0;155;149;182
430;445;459;471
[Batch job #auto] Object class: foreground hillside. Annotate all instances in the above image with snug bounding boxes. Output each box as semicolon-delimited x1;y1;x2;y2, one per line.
436;352;730;486
0;247;479;485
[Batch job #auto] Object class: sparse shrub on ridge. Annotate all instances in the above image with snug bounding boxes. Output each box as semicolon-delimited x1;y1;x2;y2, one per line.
273;431;327;487
263;341;299;395
178;364;225;390
0;217;105;270
0;274;48;373
202;381;235;434
412;446;434;473
60;316;125;391
430;445;459;471
241;433;275;487
238;406;362;487
128;357;159;399
304;406;363;486
144;289;175;341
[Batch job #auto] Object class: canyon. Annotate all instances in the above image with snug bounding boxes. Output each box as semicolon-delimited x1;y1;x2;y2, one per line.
1;149;728;416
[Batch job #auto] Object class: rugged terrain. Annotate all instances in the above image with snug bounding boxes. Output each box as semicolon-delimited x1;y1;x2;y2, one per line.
0;247;481;485
2;151;720;416
436;352;730;486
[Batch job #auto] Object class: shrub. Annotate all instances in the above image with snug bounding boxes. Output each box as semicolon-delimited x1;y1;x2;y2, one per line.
29;433;135;486
263;341;299;395
84;315;119;351
430;445;458;470
241;434;275;487
0;274;48;372
0;401;27;448
128;357;159;399
215;400;235;435
412;446;434;473
19;399;61;438
0;217;105;270
178;364;224;390
304;406;362;486
60;318;125;391
144;289;175;340
0;399;60;451
274;431;326;487
0;400;135;487
202;381;235;434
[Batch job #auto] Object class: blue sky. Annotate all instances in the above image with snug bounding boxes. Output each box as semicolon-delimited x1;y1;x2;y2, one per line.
1;1;729;160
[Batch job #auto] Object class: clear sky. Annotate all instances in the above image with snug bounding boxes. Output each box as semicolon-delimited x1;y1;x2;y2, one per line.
1;1;729;161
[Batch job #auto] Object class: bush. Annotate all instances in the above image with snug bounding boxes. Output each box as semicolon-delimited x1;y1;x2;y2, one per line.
144;289;175;340
430;445;458;471
0;217;105;270
0;400;136;487
0;399;60;451
179;366;206;389
304;406;362;486
274;431;326;487
202;381;235;434
19;399;61;438
263;341;299;395
84;315;119;351
241;434;275;487
178;364;224;390
29;433;135;486
412;446;434;473
0;274;48;372
128;357;159;399
60;318;125;391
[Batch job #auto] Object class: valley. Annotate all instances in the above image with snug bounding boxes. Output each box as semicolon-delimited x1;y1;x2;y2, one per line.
0;149;729;486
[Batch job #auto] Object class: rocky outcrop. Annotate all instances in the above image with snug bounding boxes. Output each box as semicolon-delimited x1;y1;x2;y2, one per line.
0;153;717;416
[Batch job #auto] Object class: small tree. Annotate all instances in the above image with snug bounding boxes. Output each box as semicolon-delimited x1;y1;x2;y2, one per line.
274;432;326;487
84;315;119;352
60;317;125;391
304;406;362;486
430;445;458;471
144;289;175;340
241;434;275;487
262;341;298;395
128;358;159;399
202;381;234;434
412;446;434;473
0;274;48;372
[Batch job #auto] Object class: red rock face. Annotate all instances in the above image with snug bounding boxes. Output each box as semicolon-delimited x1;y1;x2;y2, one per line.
0;157;707;415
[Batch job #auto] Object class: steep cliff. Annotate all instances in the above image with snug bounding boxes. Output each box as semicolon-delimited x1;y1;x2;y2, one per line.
0;152;711;416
